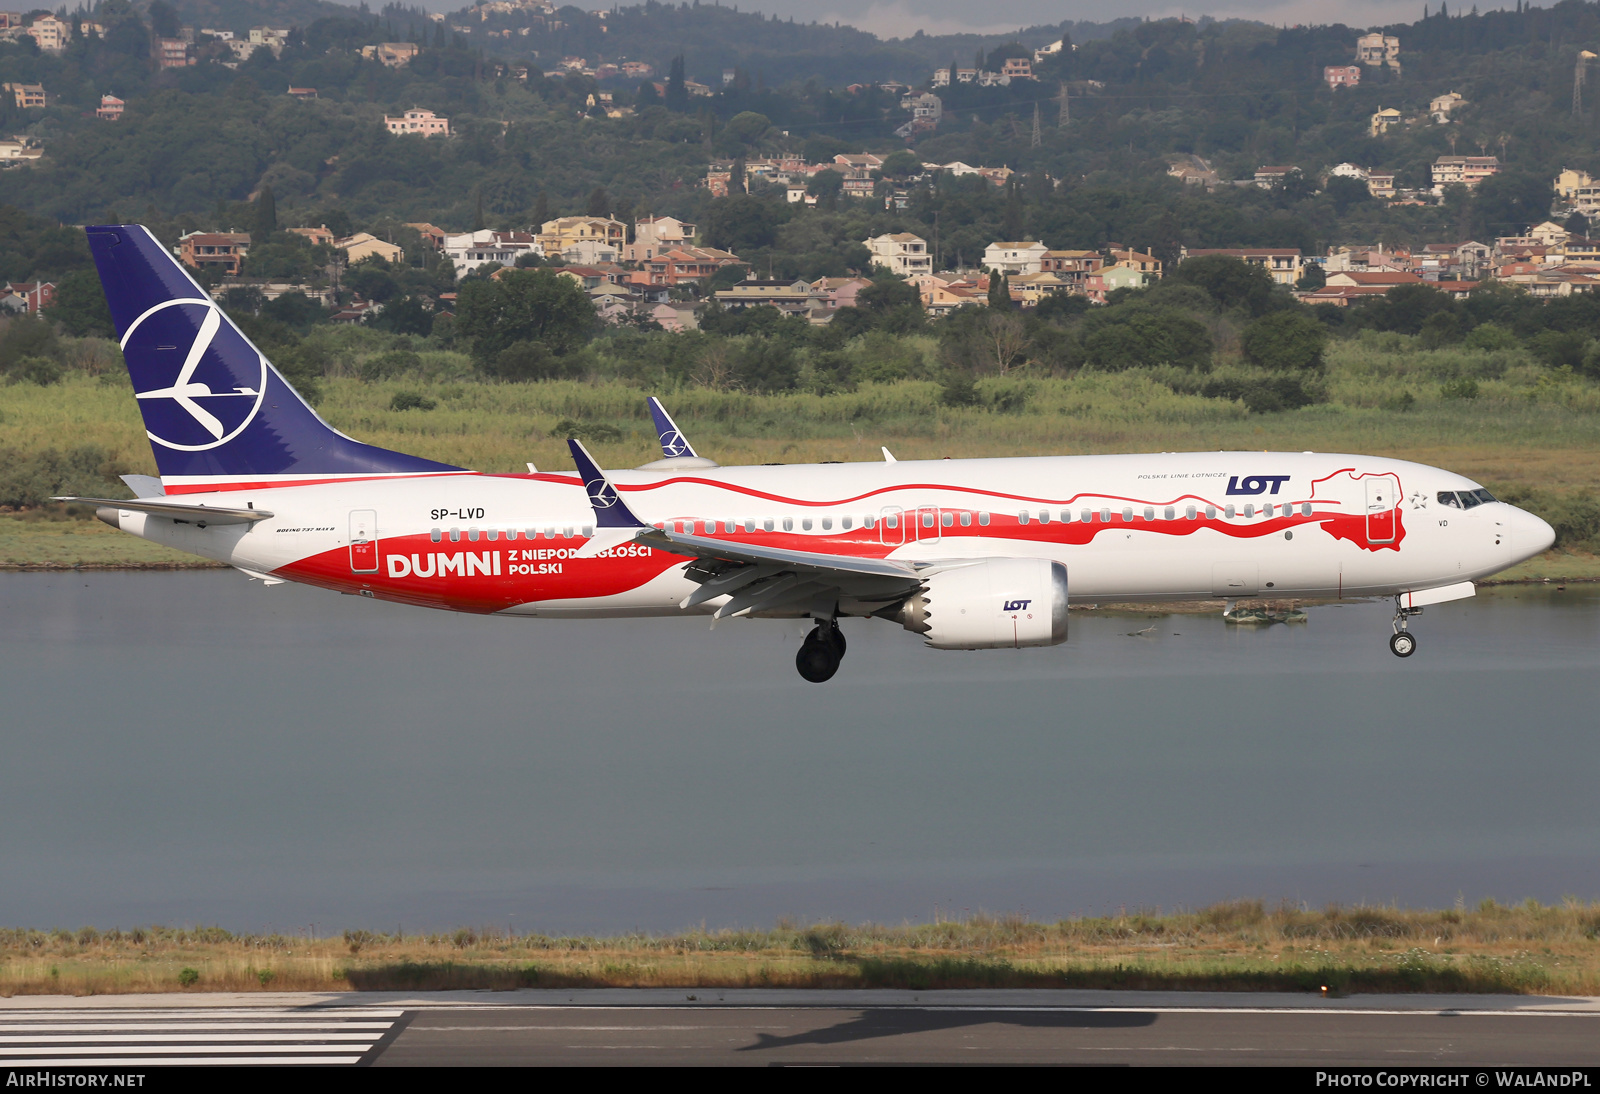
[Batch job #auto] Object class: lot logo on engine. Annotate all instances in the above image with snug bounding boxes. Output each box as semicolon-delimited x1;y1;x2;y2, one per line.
1003;599;1032;612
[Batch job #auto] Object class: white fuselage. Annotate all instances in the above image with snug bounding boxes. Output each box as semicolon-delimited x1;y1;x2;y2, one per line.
109;451;1552;620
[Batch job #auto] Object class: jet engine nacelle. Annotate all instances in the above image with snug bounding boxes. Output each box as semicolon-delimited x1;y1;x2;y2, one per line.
897;558;1068;650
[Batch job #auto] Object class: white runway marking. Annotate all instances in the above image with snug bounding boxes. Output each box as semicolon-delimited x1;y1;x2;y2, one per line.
0;1008;406;1066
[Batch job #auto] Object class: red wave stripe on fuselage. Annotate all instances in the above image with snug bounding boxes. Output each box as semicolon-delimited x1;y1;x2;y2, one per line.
274;505;1404;608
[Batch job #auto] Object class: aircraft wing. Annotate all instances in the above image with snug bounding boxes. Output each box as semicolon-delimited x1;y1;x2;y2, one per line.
53;496;273;526
566;439;921;619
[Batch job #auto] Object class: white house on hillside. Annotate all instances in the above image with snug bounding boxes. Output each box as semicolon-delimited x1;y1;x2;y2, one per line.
983;241;1048;275
864;233;932;277
625;216;696;263
444;229;541;272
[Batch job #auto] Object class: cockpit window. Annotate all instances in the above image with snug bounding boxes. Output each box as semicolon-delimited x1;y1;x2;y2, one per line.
1441;489;1495;510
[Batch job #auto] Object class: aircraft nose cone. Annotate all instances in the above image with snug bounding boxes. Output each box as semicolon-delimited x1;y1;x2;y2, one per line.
1514;506;1556;555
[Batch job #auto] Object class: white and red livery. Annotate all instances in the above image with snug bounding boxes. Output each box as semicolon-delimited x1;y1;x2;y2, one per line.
65;225;1555;681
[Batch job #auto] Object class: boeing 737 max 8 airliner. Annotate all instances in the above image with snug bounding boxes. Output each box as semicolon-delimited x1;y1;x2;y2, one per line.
60;225;1556;681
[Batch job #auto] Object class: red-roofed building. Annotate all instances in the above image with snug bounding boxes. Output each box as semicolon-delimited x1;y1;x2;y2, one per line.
3;280;54;312
178;232;251;277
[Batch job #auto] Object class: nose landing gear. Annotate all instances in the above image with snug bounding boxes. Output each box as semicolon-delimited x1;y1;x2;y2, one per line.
796;621;846;682
1390;597;1422;657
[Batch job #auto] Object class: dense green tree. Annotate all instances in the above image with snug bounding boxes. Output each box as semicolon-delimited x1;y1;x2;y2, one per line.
1473;170;1553;238
454;268;595;362
486;339;583;380
259;291;325;332
44;269;112;337
664;54;688;112
805;169;844;211
732;337;798;392
1239;309;1328;371
1082;311;1210;371
724;111;770;145
147;1;180;39
701;194;788;252
1172;256;1278;317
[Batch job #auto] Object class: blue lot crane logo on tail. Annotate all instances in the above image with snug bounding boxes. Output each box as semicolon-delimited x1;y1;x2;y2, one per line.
659;430;692;458
124;298;268;451
585;475;620;508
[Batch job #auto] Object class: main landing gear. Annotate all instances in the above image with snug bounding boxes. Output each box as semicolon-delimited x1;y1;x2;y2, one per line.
796;621;847;683
1390;596;1422;658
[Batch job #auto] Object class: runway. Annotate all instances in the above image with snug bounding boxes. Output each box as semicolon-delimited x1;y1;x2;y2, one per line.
3;991;1598;1067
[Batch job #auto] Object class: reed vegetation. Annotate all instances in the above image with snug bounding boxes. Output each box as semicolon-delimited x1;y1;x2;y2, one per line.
4;336;1600;569
4;900;1599;997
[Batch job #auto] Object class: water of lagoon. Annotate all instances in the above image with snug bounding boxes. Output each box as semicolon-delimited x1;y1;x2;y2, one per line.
3;571;1597;934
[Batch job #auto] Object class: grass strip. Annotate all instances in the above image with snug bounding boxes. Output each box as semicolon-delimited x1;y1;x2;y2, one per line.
4;900;1597;997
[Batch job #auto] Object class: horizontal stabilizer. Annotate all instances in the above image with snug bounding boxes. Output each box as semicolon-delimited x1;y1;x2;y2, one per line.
119;474;165;498
54;496;273;526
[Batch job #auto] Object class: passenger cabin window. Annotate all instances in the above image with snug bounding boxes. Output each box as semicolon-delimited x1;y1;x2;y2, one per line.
1243;505;1255;519
885;514;898;528
922;512;935;528
745;518;756;532
842;516;853;530
724;521;737;533
978;512;990;526
783;517;794;532
1143;507;1155;521
803;518;814;531
430;528;442;543
1185;506;1196;520
562;527;574;538
822;517;833;531
960;512;972;527
486;528;499;541
1301;503;1312;516
1018;511;1030;525
942;512;954;527
1100;508;1111;522
582;525;594;537
764;518;775;532
1038;510;1050;524
1081;509;1092;523
1164;507;1176;521
864;514;876;529
1224;505;1235;519
1205;506;1217;519
1121;507;1133;522
449;528;461;542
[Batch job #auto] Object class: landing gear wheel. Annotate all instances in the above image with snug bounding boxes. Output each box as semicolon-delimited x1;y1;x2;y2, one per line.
796;637;840;683
796;621;845;683
1389;631;1417;658
824;624;846;658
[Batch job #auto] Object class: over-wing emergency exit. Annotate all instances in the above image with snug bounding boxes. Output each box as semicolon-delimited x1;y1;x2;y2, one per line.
59;225;1556;681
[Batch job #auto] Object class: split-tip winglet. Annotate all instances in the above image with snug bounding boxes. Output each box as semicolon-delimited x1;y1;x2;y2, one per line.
567;436;648;527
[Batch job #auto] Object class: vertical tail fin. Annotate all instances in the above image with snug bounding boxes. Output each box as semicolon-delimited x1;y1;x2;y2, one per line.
86;224;463;493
